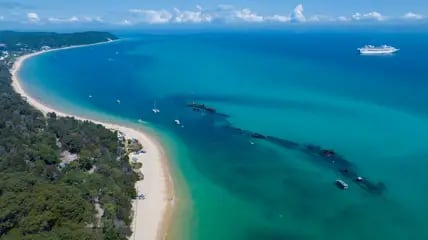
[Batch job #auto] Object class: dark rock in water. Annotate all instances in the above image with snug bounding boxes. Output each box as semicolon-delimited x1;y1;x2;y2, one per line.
265;136;300;149
187;102;216;112
216;113;230;118
305;144;321;152
251;133;267;139
187;102;231;117
355;179;386;195
321;149;335;157
225;126;244;134
205;107;216;113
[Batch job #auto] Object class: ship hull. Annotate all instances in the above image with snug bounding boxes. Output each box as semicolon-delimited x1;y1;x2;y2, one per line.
358;49;399;55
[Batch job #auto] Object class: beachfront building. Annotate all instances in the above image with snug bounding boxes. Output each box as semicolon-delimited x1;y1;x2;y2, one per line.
41;46;51;51
0;51;9;61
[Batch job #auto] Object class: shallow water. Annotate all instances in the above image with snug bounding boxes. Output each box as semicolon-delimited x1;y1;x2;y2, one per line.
19;30;428;239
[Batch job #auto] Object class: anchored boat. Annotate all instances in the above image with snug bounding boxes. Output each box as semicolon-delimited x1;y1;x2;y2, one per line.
335;179;349;190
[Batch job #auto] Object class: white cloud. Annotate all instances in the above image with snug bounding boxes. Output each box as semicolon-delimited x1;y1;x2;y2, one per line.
129;9;173;24
173;6;212;23
291;4;305;22
27;12;40;23
308;15;332;22
47;16;103;24
120;19;132;25
123;4;313;25
234;8;264;22
402;12;423;20
352;11;385;21
48;16;79;23
82;16;104;23
110;5;427;26
336;16;350;22
265;14;291;23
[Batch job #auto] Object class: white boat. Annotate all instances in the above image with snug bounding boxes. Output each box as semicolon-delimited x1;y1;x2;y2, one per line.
116;99;121;104
152;101;160;113
174;119;181;125
335;179;349;190
358;45;399;55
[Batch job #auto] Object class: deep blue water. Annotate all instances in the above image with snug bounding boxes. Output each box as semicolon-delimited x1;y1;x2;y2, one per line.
19;30;428;240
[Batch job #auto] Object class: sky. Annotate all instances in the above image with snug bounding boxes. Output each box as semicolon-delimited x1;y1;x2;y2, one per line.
0;0;427;29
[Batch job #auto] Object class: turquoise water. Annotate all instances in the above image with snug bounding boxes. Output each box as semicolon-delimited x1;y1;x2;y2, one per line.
19;30;428;239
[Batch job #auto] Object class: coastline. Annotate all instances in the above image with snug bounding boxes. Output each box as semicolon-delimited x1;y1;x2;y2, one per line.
10;43;175;240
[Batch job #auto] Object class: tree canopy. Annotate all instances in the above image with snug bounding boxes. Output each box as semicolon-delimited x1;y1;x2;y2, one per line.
0;32;137;240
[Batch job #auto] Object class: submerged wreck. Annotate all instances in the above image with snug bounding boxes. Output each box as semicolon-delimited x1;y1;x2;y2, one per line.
188;102;217;113
187;102;229;117
187;102;386;195
230;127;386;195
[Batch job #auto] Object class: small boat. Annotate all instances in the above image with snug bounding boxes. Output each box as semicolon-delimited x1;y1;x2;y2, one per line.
88;95;93;98
152;101;160;113
137;119;144;123
174;119;181;125
356;176;364;182
116;99;121;104
335;179;349;190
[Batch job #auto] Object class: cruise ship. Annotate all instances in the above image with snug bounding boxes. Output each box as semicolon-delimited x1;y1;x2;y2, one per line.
358;45;399;55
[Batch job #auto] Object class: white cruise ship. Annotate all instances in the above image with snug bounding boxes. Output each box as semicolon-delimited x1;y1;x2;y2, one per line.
358;45;399;55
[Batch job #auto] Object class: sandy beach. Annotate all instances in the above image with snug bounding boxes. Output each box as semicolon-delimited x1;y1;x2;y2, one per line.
10;44;175;240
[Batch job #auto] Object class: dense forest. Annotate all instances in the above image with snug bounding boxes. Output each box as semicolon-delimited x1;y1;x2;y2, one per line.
0;31;118;51
0;32;138;240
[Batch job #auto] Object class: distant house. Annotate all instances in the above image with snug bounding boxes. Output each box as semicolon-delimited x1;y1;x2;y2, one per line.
0;51;7;60
41;46;51;51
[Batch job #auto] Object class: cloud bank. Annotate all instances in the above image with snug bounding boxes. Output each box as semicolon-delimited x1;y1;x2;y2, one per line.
352;11;385;21
4;4;426;26
402;12;424;20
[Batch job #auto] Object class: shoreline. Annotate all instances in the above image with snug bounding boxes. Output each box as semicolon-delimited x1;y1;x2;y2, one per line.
10;43;175;240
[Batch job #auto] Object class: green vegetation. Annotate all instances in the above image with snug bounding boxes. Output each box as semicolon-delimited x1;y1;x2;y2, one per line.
0;32;138;240
126;139;143;153
0;31;118;51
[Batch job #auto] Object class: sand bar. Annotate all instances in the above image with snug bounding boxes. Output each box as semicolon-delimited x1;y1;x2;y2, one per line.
10;43;175;240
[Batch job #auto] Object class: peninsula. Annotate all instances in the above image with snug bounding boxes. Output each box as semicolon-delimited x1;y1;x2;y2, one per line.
0;31;173;240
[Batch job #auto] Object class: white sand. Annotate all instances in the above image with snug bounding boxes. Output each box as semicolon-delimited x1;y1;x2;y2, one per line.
10;45;175;240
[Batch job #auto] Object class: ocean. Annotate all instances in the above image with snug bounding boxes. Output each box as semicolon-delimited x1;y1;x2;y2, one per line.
19;29;428;240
